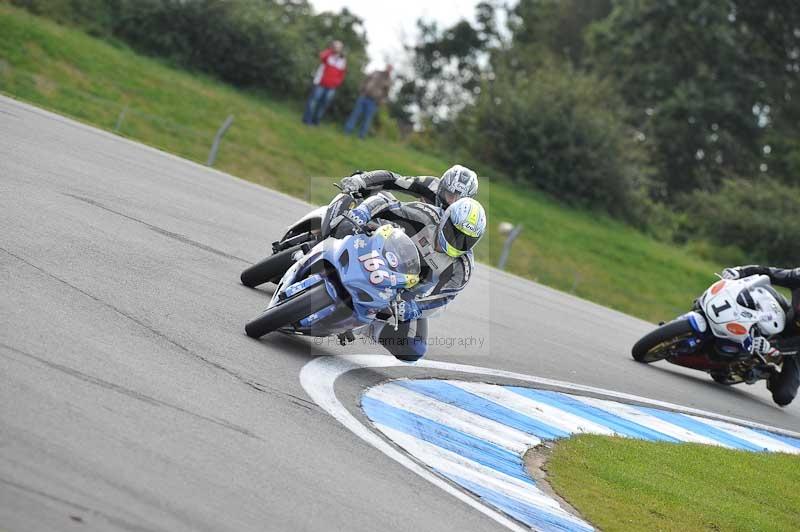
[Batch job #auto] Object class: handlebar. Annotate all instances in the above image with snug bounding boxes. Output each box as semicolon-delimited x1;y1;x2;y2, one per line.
332;182;364;200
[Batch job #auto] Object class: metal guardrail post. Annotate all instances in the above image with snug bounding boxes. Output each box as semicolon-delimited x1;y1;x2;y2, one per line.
571;271;581;293
207;114;235;166
497;224;522;270
114;104;128;132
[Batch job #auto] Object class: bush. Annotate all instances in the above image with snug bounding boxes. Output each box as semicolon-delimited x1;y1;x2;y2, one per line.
109;1;306;94
448;58;649;220
683;178;800;264
10;0;115;35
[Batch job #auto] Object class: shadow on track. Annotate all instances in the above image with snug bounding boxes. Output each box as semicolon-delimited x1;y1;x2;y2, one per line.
635;360;779;409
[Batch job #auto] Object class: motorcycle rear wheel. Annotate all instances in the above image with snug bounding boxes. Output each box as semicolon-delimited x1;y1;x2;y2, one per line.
240;244;303;288
632;319;695;363
245;283;332;339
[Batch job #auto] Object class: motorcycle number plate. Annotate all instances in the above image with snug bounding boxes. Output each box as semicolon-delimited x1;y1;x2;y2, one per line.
706;296;736;323
359;250;390;285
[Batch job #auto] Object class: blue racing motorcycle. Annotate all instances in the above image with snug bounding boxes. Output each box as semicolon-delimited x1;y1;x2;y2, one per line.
244;194;421;339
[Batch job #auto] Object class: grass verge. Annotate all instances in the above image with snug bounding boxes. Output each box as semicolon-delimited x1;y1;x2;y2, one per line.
541;434;800;531
0;4;726;321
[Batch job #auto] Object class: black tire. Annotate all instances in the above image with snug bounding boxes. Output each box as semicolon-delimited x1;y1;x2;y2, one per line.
711;372;738;385
632;319;695;363
245;283;332;339
240;245;303;288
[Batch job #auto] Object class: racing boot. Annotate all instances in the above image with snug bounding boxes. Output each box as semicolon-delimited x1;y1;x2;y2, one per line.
337;330;355;346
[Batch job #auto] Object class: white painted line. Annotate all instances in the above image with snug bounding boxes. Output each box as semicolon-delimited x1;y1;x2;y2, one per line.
571;395;726;447
299;356;529;532
451;381;617;437
365;382;541;454
686;415;800;454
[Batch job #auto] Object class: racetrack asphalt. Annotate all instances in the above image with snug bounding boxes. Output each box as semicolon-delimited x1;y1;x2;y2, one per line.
2;94;798;532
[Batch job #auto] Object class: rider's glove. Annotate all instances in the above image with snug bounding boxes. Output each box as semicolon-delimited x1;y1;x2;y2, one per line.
753;336;779;357
397;300;422;322
721;268;741;280
342;205;371;231
340;175;367;195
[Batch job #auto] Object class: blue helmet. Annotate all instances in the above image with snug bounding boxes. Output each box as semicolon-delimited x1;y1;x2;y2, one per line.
436;197;486;257
436;165;479;208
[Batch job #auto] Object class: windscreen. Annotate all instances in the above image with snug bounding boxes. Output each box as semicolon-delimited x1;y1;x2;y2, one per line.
382;231;420;276
736;288;756;310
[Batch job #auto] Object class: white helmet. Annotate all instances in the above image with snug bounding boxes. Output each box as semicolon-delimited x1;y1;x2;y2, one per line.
744;286;788;336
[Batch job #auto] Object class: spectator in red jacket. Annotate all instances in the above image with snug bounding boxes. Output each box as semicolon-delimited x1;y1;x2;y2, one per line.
302;41;347;125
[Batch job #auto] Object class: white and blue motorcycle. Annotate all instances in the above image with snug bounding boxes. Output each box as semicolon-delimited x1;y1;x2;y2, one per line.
243;192;421;340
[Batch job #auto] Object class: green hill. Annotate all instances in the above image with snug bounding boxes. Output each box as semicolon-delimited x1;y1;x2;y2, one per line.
0;4;724;321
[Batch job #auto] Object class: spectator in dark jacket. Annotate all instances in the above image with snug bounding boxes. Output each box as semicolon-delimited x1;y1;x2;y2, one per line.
344;64;393;138
302;41;347;125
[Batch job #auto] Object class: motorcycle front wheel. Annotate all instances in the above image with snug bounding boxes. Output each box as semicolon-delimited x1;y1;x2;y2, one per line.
245;283;333;339
632;319;695;363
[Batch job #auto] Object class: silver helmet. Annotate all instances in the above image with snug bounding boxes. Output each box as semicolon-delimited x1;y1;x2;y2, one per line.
437;165;479;208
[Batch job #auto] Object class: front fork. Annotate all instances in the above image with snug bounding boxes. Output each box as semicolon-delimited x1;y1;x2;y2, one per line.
275;273;340;328
680;310;708;334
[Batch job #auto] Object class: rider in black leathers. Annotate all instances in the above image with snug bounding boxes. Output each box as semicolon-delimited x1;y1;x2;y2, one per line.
722;265;800;406
339;165;479;209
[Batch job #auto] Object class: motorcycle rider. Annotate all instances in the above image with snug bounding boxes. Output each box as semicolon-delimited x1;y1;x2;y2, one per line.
721;265;800;406
338;165;479;209
329;192;486;362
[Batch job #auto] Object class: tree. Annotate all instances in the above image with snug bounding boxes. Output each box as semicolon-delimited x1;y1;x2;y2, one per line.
685;178;800;263
451;56;650;219
508;0;612;66
399;2;501;124
586;0;800;199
